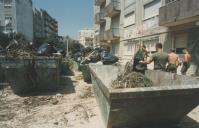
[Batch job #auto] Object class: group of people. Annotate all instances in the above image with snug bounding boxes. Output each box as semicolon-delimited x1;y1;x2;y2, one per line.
133;43;192;75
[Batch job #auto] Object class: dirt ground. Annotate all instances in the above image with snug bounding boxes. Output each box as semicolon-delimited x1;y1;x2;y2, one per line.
0;70;198;128
0;71;103;128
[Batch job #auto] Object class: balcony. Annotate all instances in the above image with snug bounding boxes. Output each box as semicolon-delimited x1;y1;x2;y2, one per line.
95;0;106;6
104;28;120;41
95;13;106;24
159;0;199;26
105;0;121;17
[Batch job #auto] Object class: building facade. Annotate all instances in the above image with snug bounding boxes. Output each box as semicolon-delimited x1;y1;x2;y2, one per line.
94;0;121;56
94;0;199;75
33;8;58;39
159;0;199;75
0;0;33;41
121;0;168;63
33;8;43;38
79;29;95;47
94;0;168;63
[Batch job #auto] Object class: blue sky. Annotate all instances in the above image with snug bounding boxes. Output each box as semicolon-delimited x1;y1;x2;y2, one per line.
32;0;94;39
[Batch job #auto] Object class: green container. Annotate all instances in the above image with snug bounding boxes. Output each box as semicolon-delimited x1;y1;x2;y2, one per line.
60;60;70;75
80;64;91;83
2;57;61;94
72;60;80;71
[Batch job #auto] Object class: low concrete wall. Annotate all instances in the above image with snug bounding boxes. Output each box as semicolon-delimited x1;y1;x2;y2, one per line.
145;70;199;86
90;65;199;128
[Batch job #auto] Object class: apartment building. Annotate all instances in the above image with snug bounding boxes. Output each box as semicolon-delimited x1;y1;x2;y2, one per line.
33;9;58;39
94;0;168;62
79;29;95;47
159;0;199;75
94;0;121;56
94;0;199;75
33;8;43;38
0;0;33;41
120;0;169;63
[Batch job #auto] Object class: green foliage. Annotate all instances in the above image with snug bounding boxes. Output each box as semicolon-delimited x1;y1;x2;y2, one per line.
68;40;84;54
0;33;28;48
34;35;83;56
0;32;10;48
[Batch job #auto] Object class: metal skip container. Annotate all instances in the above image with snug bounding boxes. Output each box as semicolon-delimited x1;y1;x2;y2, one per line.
89;64;199;128
2;57;60;94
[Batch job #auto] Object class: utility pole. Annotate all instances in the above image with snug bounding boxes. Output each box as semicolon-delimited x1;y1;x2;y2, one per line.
66;39;69;57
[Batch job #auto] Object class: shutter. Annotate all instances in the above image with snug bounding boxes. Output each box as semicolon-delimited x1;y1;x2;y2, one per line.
144;0;161;19
175;33;188;54
175;34;188;48
124;12;135;27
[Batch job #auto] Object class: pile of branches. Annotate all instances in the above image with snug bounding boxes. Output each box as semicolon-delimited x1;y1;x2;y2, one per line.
111;62;153;89
0;33;34;58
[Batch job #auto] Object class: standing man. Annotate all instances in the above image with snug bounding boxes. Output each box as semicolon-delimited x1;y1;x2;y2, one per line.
133;44;148;74
140;43;168;71
166;49;179;73
181;48;192;75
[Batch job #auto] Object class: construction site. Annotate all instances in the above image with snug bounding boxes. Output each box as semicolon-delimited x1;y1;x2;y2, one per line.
0;0;199;127
0;35;198;128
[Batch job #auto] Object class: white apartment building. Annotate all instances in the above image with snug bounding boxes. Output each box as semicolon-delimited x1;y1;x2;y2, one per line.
94;0;168;63
79;29;95;47
94;0;121;56
121;0;168;63
94;0;199;75
0;0;33;41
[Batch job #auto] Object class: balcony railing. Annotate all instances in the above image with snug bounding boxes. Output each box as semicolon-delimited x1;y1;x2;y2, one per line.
95;0;106;6
95;13;106;24
95;31;107;43
104;28;120;40
105;0;121;17
159;0;199;26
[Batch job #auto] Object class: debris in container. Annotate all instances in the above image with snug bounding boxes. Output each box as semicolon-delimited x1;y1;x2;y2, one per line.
112;62;153;89
112;72;153;88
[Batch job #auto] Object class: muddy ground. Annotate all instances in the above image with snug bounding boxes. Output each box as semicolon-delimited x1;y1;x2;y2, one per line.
0;70;198;128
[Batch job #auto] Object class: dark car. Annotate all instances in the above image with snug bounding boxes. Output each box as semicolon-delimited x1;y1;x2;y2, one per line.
101;51;119;65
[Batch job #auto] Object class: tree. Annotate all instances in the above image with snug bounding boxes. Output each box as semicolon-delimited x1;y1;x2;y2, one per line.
0;32;10;48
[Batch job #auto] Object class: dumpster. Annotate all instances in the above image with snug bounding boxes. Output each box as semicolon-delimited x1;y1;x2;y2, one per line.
89;64;199;128
80;64;91;83
0;56;6;83
1;57;60;94
72;60;80;71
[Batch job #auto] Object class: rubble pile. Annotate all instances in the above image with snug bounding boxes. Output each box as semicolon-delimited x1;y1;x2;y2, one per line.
112;62;153;89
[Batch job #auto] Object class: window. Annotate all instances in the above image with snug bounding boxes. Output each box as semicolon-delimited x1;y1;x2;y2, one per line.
124;12;135;27
174;34;187;54
127;43;133;52
144;0;161;20
5;16;12;27
112;43;119;55
4;0;12;7
0;0;3;4
124;0;136;8
143;37;159;54
166;0;177;4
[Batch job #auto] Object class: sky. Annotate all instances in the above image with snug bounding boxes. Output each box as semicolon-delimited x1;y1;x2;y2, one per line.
32;0;94;39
